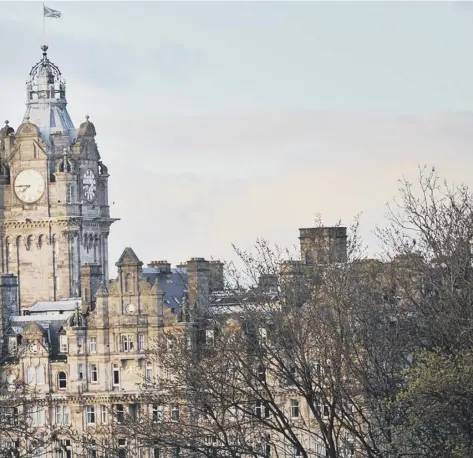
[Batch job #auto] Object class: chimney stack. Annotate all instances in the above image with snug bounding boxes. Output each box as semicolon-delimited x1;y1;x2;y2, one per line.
185;257;210;312
209;260;224;292
299;227;347;265
148;260;171;274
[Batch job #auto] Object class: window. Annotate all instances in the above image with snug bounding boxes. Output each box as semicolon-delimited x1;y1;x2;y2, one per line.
78;337;84;354
152;405;163;422
118;439;127;458
290;400;299;418
121;335;134;352
172;447;180;458
86;406;96;424
258;327;267;345
323;404;329;418
138;334;145;351
26;366;34;384
257;365;266;382
205;329;215;346
89;336;97;354
55;406;70;425
152;444;160;458
171;405;180;422
100;405;108;424
7;374;15;392
113;364;120;386
125;273;133;292
78;363;85;380
56;440;72;458
264;444;271;458
87;441;97;458
36;366;45;385
1;408;18;425
255;400;269;419
145;362;152;384
28;406;45;426
292;444;302;457
315;444;326;457
90;364;98;383
58;371;67;390
59;335;68;353
8;337;17;355
115;404;124;423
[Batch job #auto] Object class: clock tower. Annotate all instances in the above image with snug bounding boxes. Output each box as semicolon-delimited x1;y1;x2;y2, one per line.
0;45;117;310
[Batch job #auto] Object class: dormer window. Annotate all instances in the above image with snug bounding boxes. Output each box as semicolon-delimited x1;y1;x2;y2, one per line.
59;335;68;353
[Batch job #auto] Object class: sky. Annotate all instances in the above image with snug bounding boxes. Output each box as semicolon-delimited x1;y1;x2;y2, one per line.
1;1;473;275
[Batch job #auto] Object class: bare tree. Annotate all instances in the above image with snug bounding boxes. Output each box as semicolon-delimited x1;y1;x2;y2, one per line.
74;167;473;458
0;343;58;458
377;167;473;457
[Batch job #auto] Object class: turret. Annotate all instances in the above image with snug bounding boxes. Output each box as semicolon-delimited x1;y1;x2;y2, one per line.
23;45;76;148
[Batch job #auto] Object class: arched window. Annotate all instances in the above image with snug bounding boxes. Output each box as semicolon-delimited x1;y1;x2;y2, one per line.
26;366;34;384
36;366;45;385
125;273;133;293
58;371;67;390
26;235;34;251
37;234;45;250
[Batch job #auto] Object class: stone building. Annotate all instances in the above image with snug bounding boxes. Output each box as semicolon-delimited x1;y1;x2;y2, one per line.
0;45;225;457
0;44;352;458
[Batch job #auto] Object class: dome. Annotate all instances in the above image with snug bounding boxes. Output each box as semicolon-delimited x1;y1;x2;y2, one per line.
77;115;96;138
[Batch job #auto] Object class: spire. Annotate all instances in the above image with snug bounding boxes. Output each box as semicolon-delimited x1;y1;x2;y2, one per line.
23;45;76;147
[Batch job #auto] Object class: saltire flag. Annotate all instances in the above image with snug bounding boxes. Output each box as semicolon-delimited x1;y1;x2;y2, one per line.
44;5;61;18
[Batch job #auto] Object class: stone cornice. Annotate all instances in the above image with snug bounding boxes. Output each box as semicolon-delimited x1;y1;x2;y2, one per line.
19;391;143;405
0;217;118;231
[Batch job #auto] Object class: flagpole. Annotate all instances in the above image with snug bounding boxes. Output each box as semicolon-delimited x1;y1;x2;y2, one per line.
43;2;45;38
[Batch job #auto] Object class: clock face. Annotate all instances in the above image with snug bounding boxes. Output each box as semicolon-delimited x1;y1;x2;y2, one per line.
29;342;38;354
126;303;136;314
14;169;45;204
82;169;97;203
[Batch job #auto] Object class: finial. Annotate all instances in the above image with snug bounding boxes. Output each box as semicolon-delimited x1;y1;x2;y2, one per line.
4;120;8;126
41;44;48;54
85;115;89;122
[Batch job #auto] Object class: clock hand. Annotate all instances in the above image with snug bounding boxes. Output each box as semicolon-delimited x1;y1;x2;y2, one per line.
15;185;30;188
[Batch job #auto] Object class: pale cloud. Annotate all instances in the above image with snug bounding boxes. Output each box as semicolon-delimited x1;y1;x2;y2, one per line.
104;111;473;273
2;2;473;276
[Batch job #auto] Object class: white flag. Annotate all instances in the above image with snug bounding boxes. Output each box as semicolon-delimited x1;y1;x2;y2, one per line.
44;5;61;18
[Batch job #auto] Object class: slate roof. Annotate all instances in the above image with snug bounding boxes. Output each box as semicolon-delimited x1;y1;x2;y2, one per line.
10;313;72;359
141;267;188;313
28;299;81;314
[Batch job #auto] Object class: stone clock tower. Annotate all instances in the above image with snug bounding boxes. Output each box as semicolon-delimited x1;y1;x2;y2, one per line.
0;45;117;310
